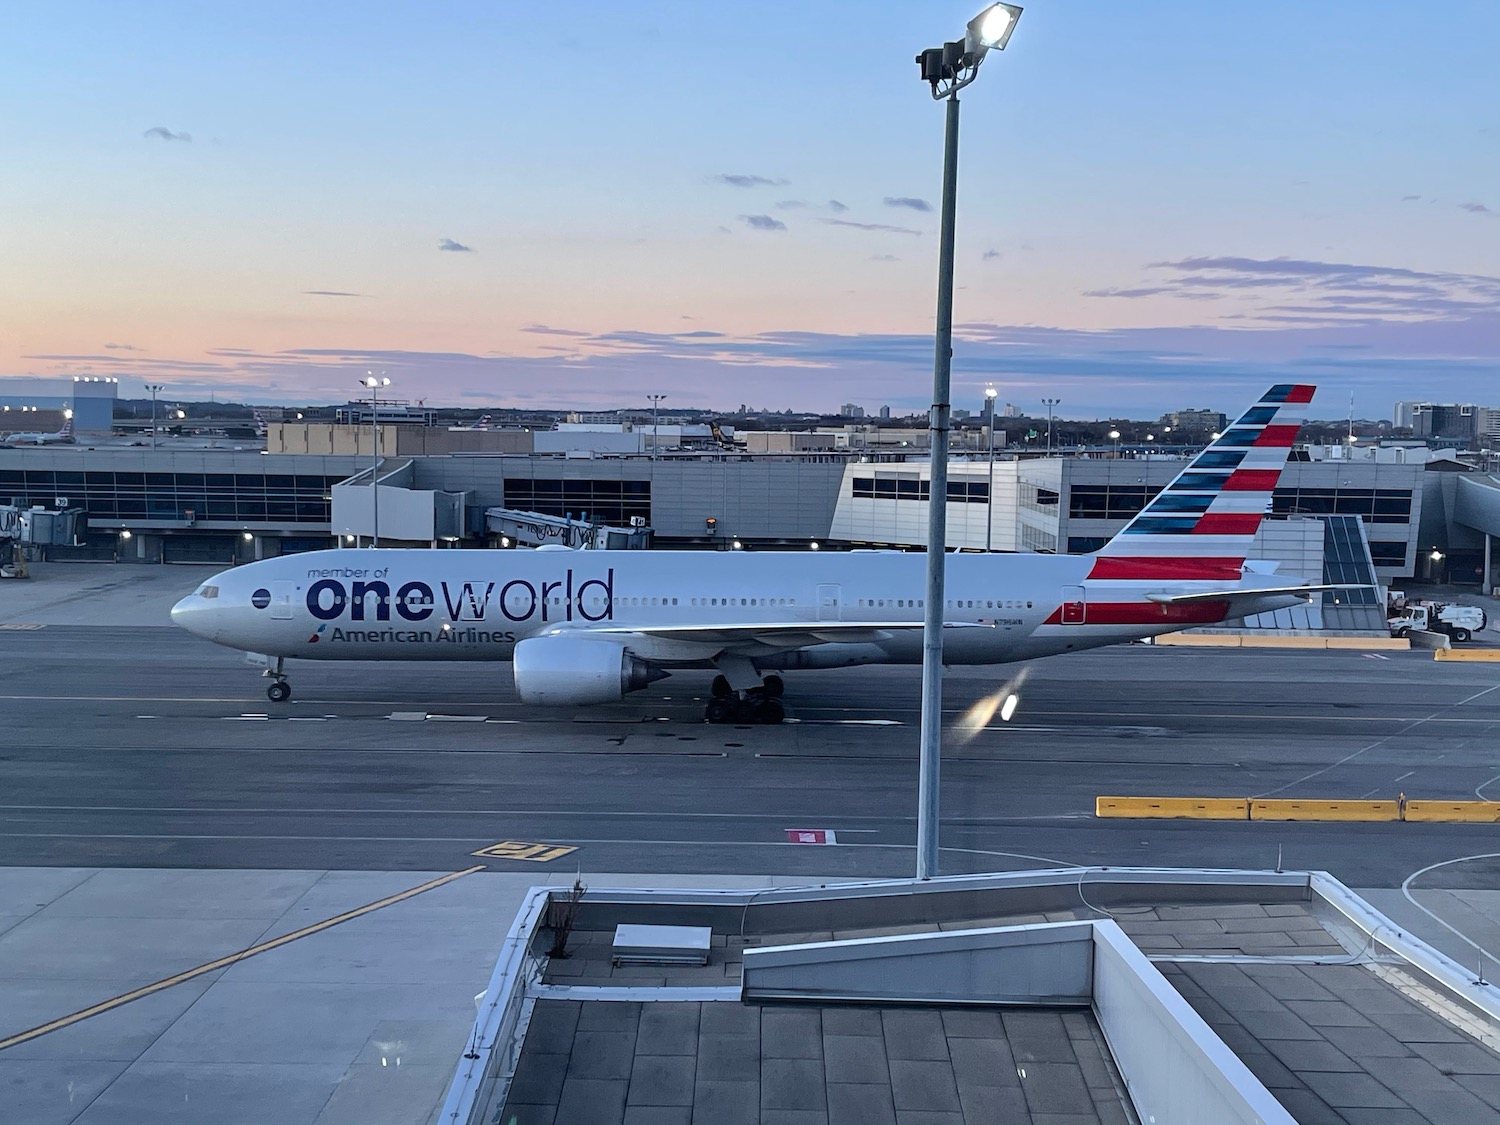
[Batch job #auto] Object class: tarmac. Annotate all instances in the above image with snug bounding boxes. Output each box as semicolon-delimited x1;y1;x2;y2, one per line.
4;561;1500;1123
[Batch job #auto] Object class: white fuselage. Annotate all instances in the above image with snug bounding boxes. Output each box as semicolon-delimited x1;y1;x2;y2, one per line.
170;546;1240;671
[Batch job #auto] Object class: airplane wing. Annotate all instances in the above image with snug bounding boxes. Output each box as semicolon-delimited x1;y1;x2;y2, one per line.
573;620;987;648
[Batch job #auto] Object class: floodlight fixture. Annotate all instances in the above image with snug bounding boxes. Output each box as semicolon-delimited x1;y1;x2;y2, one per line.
1108;430;1121;440
966;3;1022;56
984;385;998;399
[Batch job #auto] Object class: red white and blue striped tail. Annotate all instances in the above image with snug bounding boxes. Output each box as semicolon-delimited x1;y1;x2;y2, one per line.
1090;384;1314;582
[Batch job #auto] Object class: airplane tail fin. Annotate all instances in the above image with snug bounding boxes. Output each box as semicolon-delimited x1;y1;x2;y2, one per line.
60;416;72;437
1092;384;1314;582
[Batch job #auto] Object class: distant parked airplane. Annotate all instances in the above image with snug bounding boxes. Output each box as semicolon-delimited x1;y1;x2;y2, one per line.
171;385;1336;722
4;417;74;445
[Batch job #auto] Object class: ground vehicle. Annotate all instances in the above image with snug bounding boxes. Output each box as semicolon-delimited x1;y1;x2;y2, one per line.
1389;602;1487;642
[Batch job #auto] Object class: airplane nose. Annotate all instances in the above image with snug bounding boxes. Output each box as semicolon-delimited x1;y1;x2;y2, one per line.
170;595;215;640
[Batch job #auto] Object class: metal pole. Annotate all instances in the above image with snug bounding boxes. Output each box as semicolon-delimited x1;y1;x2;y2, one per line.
986;404;995;553
371;385;380;547
917;91;961;881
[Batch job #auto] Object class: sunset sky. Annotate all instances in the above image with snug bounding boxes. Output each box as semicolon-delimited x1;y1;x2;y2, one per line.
3;1;1497;419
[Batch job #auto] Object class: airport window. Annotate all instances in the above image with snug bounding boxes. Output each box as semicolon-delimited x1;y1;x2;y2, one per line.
1271;487;1411;526
851;476;988;503
1369;541;1408;567
1020;484;1059;511
0;468;342;525
503;477;651;525
1066;485;1163;520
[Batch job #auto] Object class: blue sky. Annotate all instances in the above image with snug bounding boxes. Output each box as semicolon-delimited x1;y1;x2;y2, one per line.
1;1;1496;419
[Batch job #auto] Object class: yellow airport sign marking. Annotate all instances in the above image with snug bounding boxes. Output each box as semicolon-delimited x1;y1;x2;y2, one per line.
473;840;578;863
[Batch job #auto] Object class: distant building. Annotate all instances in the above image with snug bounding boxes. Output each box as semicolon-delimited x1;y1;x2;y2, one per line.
1412;403;1477;441
1162;408;1227;431
838;403;866;418
0;376;118;433
878;405;891;420
1393;401;1422;429
1003;402;1020;418
566;411;622;425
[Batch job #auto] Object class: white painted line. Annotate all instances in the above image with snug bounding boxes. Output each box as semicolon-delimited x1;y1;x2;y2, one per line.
388;712;428;721
427;715;488;723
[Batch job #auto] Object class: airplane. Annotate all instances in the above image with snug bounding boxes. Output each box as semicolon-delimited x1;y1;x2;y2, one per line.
171;384;1336;723
4;416;74;445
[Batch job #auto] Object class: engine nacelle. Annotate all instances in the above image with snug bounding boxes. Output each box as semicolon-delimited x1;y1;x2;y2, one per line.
512;634;667;706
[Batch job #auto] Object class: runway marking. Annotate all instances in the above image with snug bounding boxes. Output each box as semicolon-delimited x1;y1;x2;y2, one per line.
472;840;578;862
0;624;44;631
1476;774;1500;800
1401;853;1500;971
0;864;486;1054
1253;681;1500;799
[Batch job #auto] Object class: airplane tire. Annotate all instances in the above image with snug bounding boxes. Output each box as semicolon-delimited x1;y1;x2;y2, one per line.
753;699;785;725
761;675;784;699
710;675;733;698
267;681;291;703
1454;628;1471;643
705;698;735;724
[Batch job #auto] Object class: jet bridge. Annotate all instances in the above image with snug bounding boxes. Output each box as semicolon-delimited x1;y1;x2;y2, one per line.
0;504;83;577
484;507;650;550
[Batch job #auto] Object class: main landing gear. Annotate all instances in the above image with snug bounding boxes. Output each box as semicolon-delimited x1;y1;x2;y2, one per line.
705;671;785;725
263;657;291;703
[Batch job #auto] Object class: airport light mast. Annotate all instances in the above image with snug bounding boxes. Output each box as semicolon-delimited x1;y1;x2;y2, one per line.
362;373;390;546
1042;397;1060;454
146;384;164;450
914;3;1023;880
985;386;998;553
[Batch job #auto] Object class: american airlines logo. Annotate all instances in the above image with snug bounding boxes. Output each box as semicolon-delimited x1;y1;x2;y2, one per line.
297;567;615;625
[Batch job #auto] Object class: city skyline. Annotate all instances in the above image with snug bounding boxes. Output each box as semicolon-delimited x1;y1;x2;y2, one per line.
3;1;1496;417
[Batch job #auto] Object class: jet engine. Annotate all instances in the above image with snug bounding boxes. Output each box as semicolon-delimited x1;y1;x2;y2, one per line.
512;635;667;706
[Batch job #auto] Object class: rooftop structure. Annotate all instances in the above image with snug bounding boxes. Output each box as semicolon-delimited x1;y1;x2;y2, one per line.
444;868;1500;1125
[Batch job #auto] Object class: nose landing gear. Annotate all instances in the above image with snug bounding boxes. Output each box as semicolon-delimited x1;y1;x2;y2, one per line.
262;657;291;703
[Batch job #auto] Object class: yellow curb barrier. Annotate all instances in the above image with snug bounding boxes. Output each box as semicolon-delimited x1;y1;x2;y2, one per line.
1096;797;1249;820
1327;636;1410;651
1435;648;1500;662
1097;795;1498;823
1404;800;1500;823
1153;634;1243;647
1250;799;1399;822
1153;634;1410;651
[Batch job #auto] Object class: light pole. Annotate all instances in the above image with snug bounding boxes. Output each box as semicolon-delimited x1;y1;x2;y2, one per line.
914;2;1022;880
362;373;390;546
145;384;164;449
984;386;998;553
1042;397;1059;454
1109;429;1121;457
647;394;667;461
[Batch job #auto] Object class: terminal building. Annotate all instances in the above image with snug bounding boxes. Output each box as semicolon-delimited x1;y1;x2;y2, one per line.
7;436;1494;595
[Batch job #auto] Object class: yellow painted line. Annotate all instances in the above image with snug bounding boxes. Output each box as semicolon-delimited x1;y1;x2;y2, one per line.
0;864;486;1053
1435;648;1500;662
1251;799;1399;822
1096;797;1248;820
473;840;578;862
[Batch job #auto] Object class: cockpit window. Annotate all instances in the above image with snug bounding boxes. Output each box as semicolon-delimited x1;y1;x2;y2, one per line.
198;585;219;599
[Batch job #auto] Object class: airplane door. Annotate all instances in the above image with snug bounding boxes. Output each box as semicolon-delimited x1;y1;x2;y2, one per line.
816;584;842;621
1060;585;1085;625
271;581;296;620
